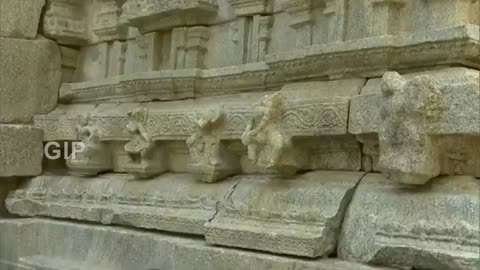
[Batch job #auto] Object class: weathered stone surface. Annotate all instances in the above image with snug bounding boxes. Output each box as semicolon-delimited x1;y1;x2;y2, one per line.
0;0;45;39
350;68;480;183
0;125;43;177
0;178;18;216
350;68;480;136
6;173;238;235
338;173;480;270
205;171;365;258
0;37;61;123
0;218;395;270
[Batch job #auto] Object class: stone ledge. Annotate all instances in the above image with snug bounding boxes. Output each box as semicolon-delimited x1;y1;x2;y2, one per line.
338;173;480;270
6;173;238;235
57;25;479;104
0;218;396;270
205;171;366;258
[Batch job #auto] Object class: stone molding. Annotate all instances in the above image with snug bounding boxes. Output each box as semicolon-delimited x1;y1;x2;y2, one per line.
57;25;479;104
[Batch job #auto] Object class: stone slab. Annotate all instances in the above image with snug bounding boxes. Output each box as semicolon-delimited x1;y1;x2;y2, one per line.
0;37;61;123
6;173;238;235
0;218;395;270
338;173;480;270
205;171;366;258
0;125;43;177
0;0;45;39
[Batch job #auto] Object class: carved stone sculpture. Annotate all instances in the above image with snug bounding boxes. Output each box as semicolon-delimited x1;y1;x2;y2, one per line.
242;92;305;176
187;107;240;182
123;107;166;178
66;114;112;176
378;72;442;185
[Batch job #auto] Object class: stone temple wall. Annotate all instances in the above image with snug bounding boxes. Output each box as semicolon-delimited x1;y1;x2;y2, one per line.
0;0;479;269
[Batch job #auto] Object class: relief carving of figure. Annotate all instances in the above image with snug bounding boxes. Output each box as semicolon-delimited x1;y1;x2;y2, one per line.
67;114;112;176
378;71;442;185
124;107;165;178
242;92;303;176
187;107;239;182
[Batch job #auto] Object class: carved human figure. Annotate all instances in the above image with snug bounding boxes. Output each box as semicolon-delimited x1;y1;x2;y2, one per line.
124;107;154;165
67;114;112;176
242;92;301;176
187;108;239;182
378;71;442;185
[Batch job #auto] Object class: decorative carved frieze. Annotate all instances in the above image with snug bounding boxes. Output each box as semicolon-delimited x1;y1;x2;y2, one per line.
187;108;240;182
66;114;113;176
123;108;166;178
37;81;356;142
119;0;218;33
227;0;271;16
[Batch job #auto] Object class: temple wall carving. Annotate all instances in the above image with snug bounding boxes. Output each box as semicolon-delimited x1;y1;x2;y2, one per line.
0;0;479;269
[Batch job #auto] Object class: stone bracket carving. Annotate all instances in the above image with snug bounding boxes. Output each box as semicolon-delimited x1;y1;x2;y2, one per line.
242;92;307;176
66;114;113;176
378;71;442;185
187;107;240;182
123;107;166;178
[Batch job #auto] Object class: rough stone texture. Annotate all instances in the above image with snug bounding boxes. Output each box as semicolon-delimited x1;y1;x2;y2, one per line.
0;0;45;39
6;173;238;235
1;0;480;269
0;37;61;123
206;171;365;258
338;173;480;270
0;218;395;270
0;125;43;177
0;178;18;216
